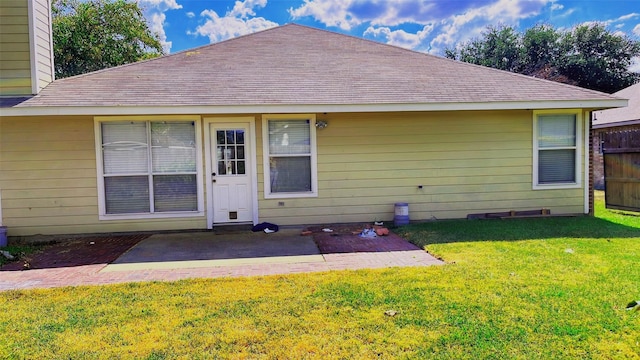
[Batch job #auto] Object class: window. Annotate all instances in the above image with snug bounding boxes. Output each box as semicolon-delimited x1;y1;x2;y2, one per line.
97;119;202;217
533;112;582;188
262;114;317;198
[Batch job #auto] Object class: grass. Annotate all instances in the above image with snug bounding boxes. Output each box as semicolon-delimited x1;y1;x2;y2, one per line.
1;191;639;359
0;244;43;267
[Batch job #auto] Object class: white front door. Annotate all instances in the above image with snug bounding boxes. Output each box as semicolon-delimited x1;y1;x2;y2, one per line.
208;121;254;224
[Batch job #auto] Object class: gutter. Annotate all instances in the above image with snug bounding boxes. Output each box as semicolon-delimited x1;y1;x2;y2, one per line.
0;99;629;117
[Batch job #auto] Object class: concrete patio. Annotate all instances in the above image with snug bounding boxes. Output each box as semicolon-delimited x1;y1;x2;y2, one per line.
0;227;444;291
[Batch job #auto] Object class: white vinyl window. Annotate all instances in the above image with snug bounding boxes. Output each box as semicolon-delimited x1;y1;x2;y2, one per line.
262;114;318;198
97;119;202;217
533;112;582;189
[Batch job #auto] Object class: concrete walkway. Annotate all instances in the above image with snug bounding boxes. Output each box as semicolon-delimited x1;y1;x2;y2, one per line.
0;229;443;291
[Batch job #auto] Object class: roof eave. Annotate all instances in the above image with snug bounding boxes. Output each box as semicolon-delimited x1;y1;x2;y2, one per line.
1;99;628;117
593;118;640;129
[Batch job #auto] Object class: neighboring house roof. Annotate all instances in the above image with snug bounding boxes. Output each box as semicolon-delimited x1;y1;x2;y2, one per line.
1;23;626;116
592;82;640;129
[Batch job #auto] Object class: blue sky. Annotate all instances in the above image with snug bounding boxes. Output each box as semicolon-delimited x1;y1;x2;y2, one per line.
138;0;640;70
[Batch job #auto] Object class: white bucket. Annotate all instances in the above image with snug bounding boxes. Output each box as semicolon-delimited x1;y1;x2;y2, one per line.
394;203;409;226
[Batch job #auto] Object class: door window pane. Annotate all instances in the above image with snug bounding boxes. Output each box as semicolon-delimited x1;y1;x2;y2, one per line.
216;129;246;176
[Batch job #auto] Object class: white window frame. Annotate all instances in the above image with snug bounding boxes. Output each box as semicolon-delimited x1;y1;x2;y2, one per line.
532;110;583;190
94;116;205;220
262;114;318;199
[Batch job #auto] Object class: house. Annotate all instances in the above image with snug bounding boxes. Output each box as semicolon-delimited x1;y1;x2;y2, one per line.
0;18;627;237
591;82;640;190
1;0;54;233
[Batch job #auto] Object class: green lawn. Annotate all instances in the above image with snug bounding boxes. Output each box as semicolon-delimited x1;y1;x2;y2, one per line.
1;192;639;359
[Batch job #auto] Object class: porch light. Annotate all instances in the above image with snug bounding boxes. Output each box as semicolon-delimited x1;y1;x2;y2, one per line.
315;120;328;129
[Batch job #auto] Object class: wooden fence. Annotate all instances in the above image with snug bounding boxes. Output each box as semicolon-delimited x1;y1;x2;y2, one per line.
603;129;640;212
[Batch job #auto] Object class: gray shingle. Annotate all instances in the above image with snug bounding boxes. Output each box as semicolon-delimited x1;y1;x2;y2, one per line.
592;82;640;127
12;24;620;109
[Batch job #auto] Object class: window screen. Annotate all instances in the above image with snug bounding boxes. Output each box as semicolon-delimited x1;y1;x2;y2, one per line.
537;115;577;185
267;120;312;194
101;121;197;214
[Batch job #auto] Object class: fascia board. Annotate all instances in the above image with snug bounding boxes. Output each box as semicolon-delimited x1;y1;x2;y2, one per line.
1;99;628;117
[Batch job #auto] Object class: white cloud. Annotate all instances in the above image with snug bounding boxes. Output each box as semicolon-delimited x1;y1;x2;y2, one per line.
549;0;563;11
189;0;278;43
365;24;434;50
615;13;640;22
186;11;195;18
429;0;549;54
634;24;640;36
137;0;182;53
289;0;359;30
289;0;550;54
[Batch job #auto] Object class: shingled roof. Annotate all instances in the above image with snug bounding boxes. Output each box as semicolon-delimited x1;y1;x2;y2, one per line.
592;82;640;129
3;23;625;116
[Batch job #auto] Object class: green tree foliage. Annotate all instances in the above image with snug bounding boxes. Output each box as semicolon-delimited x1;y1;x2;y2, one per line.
559;24;640;93
446;24;640;93
445;27;523;72
52;0;164;79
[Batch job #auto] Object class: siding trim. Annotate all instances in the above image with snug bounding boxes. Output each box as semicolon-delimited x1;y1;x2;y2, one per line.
93;115;206;221
532;109;584;190
261;114;319;199
46;0;54;82
2;99;629;117
583;110;590;214
203;116;259;229
27;0;37;95
0;188;3;226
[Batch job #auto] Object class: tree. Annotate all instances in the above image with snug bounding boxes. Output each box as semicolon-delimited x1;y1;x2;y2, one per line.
446;26;523;72
52;0;164;79
522;24;561;73
558;24;640;93
446;23;640;93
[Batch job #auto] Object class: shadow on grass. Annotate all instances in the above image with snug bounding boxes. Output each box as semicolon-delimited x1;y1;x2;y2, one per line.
398;215;640;247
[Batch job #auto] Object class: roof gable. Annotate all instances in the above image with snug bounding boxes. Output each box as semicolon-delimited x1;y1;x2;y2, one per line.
6;23;624;114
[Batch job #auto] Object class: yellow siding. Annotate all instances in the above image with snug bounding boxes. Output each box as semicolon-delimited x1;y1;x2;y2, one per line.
0;110;587;236
257;111;586;225
0;0;31;95
0;116;206;236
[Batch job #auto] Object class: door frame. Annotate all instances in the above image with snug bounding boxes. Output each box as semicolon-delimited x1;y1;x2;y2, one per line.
203;117;259;229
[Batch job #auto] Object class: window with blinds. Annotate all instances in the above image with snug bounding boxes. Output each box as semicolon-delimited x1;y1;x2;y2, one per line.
263;116;317;198
100;121;198;215
534;114;580;187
